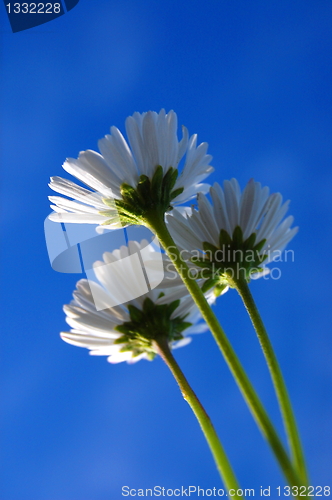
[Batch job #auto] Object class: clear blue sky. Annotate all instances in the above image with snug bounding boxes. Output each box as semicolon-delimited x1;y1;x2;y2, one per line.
1;1;332;498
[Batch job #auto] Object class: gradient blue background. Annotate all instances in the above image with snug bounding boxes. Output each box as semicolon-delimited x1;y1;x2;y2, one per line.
1;1;331;498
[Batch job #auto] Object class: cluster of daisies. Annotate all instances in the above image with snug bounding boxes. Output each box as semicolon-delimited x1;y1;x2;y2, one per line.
49;109;298;364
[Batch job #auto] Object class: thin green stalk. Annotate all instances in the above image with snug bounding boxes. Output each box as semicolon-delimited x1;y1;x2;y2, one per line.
231;276;308;486
145;213;303;491
154;338;240;495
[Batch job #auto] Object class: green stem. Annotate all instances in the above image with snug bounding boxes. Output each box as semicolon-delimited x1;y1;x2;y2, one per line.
231;276;308;486
145;213;302;491
154;338;241;495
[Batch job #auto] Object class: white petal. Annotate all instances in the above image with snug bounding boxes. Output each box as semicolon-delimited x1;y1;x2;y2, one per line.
223;179;240;233
172;337;192;349
48;196;102;214
98;127;139;186
48;212;107;224
49;177;106;209
166;211;202;251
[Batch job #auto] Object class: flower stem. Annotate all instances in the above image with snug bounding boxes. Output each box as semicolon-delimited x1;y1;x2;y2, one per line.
231;276;308;486
154;338;241;495
145;213;302;490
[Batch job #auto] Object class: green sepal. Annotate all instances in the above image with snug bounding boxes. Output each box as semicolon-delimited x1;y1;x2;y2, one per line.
176;322;192;334
151;166;164;202
169;187;184;201
243;232;257;249
161;166;173;188
201;278;219;293
232;226;243;246
166;299;181;317
142;297;155;314
253;238;266;254
162;167;178;196
113;332;129;342
98;209;117;218
127;304;145;323
102;198;117;209
214;283;228;297
219;229;232;247
120;182;138;199
203;241;219;253
136;175;151;203
259;254;268;264
250;266;264;276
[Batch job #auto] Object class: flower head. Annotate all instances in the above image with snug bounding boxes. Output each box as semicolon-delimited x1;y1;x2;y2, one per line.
167;179;298;285
49;110;213;228
61;240;213;363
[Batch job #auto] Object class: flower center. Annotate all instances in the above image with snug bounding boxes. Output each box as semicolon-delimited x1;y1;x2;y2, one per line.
100;165;184;226
193;226;267;290
114;296;192;360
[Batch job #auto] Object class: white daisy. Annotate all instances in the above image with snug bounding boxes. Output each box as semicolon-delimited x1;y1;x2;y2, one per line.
49;109;213;228
61;240;214;363
166;179;298;282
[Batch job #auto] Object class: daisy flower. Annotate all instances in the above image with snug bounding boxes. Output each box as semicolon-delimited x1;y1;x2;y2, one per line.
166;178;298;285
48;109;213;229
61;240;214;363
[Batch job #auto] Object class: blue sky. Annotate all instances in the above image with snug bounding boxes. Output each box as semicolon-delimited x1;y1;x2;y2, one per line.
1;1;332;498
